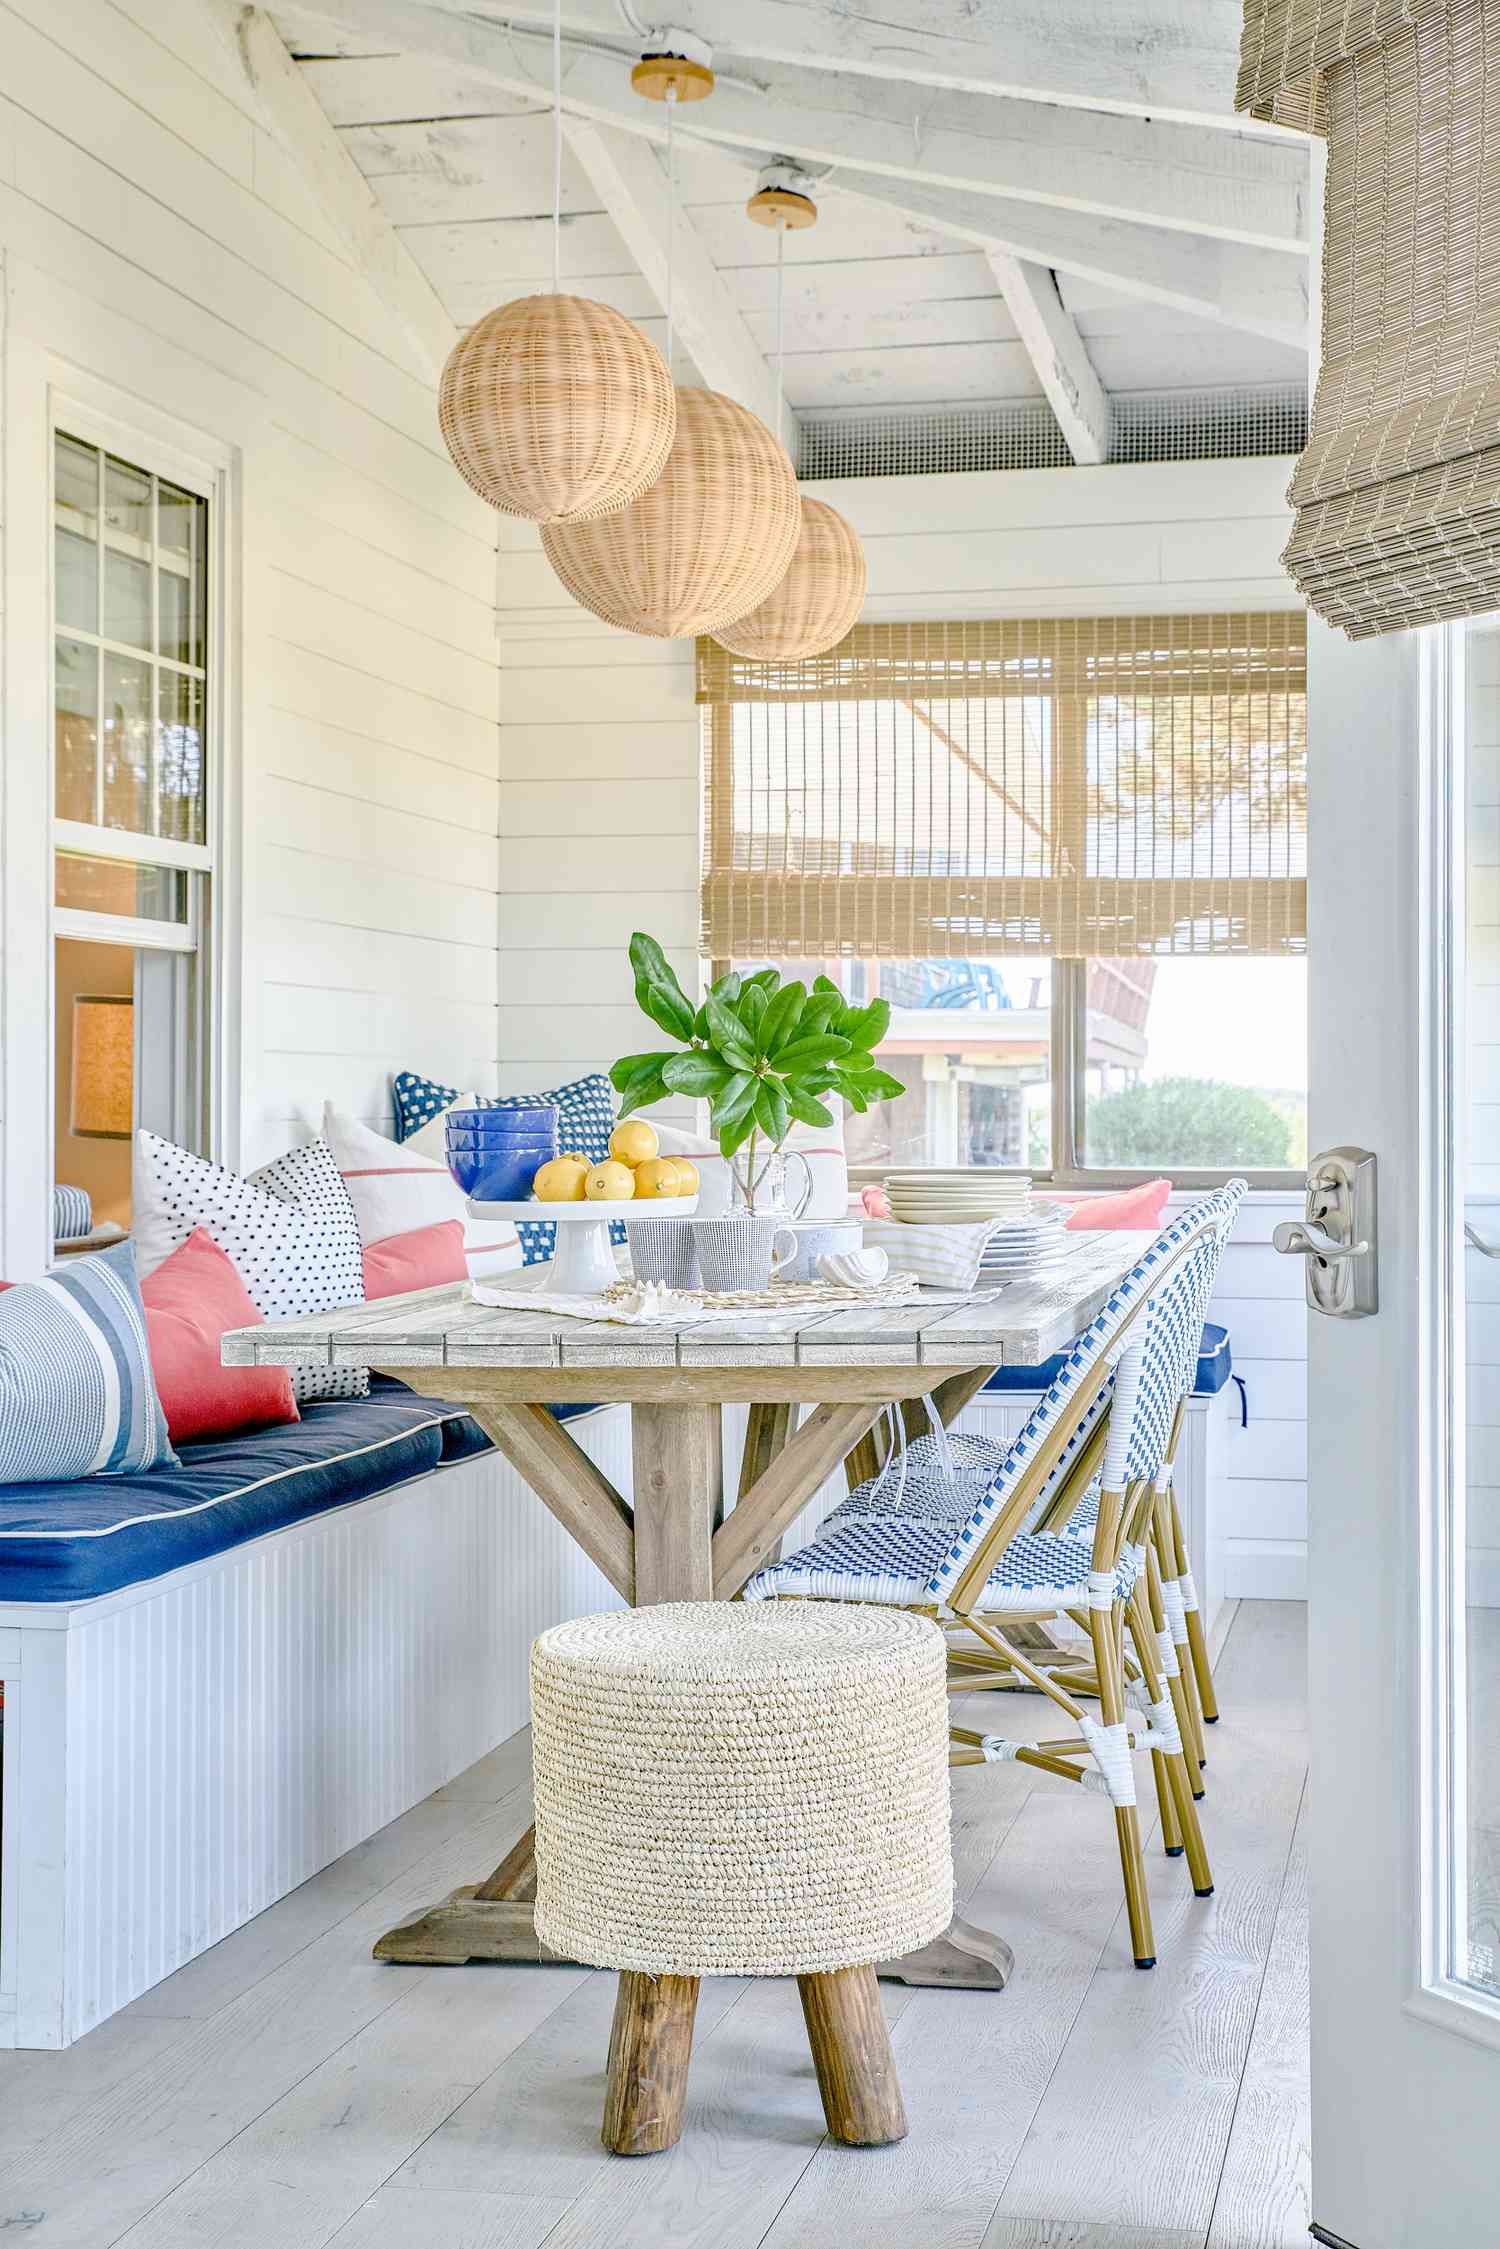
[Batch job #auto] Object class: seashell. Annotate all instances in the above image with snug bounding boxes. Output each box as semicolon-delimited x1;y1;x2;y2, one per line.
819;1247;889;1288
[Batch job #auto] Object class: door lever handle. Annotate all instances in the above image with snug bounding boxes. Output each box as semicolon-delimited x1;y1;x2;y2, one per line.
1273;1219;1369;1261
1465;1222;1500;1258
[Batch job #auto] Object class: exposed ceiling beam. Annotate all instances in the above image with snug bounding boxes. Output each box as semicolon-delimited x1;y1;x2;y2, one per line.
285;2;1308;252
461;2;1264;135
986;255;1112;465
833;174;1309;352
220;4;457;386
561;117;794;446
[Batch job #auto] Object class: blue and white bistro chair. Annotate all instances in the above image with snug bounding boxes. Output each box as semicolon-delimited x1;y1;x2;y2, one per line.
1041;1180;1248;1781
743;1194;1242;1970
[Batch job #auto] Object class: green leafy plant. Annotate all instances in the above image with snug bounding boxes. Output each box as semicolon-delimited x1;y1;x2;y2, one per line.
611;937;905;1190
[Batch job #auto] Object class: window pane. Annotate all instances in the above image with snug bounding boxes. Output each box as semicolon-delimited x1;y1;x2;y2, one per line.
55;432;99;525
157;671;205;843
55;852;187;922
55;526;97;635
104;454;152;548
1082;957;1307;1169
104;547;152;651
731;956;1053;1172
158;481;206;668
54;637;99;824
101;652;152;832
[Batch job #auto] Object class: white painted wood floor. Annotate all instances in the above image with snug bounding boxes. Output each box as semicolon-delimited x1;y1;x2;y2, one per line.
0;1601;1308;2249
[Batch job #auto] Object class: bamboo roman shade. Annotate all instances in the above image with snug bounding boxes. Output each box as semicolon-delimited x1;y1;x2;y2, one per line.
1238;0;1500;636
699;614;1307;961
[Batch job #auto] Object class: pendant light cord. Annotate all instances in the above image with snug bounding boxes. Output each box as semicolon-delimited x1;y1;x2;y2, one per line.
551;0;562;297
774;216;786;435
665;84;678;378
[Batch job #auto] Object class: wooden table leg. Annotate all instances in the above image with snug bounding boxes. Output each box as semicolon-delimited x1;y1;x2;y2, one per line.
632;1402;721;1603
375;1396;839;1966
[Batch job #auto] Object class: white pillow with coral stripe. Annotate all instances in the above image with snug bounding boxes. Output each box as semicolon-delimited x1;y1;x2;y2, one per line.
322;1105;522;1279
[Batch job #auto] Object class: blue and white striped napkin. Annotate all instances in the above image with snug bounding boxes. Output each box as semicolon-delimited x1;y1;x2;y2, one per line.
861;1217;995;1292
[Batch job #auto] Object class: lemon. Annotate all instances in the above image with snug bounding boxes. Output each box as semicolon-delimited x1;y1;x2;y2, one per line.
609;1119;659;1168
584;1160;636;1202
632;1158;680;1200
533;1155;590;1202
670;1157;700;1197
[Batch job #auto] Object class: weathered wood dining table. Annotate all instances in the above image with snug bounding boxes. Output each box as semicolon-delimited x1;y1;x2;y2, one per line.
223;1229;1152;1991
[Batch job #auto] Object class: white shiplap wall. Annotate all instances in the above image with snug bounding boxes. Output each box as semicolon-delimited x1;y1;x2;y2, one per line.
0;0;502;1271
495;457;1313;1594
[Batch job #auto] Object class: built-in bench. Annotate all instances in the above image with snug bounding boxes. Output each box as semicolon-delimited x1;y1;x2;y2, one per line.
0;1390;631;2048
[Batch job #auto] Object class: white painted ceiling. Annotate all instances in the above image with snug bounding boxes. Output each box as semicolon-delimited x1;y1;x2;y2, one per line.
269;2;1311;458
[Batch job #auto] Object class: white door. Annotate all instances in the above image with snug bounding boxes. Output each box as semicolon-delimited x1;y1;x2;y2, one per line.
1303;614;1500;2246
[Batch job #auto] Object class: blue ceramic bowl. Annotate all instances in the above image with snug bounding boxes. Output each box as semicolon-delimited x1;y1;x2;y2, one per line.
445;1124;557;1151
446;1105;558;1135
447;1144;547;1200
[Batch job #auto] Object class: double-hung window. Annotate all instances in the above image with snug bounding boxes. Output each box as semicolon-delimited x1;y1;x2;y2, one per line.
699;614;1307;1184
51;426;215;1239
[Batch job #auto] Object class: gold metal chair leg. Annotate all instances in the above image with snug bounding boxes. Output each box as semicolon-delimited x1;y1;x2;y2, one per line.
1088;1605;1156;1969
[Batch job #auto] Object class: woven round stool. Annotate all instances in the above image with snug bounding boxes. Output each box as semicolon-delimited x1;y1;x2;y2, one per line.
530;1600;952;2156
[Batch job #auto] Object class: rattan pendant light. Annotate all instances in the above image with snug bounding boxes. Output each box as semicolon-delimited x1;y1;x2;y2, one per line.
436;0;674;523
540;56;799;636
543;386;800;635
715;172;866;660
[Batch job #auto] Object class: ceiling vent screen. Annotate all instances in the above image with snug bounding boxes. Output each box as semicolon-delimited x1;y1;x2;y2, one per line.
796;384;1309;481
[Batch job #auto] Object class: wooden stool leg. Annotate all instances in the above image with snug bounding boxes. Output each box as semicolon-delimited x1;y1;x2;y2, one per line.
602;1971;700;2156
797;1963;908;2147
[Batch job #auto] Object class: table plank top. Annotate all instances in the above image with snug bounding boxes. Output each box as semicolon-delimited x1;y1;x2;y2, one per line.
221;1230;1152;1380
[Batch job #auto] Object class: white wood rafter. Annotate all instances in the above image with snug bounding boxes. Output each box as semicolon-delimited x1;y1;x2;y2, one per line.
219;4;457;385
561;117;794;444
986;256;1112;466
464;0;1262;134
831;174;1309;352
283;1;1308;253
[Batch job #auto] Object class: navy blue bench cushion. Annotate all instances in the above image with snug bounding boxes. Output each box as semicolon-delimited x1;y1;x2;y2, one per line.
983;1321;1231;1399
0;1389;492;1604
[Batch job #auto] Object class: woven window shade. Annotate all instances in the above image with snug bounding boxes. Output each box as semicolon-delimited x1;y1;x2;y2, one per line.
699;614;1307;962
1238;0;1500;636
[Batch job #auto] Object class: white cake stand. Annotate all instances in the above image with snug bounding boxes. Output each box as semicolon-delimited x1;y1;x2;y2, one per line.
466;1195;699;1295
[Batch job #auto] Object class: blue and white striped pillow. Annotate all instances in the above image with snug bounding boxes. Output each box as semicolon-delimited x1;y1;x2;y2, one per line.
0;1240;176;1484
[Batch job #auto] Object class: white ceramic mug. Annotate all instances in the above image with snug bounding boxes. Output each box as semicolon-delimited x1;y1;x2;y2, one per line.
693;1215;798;1292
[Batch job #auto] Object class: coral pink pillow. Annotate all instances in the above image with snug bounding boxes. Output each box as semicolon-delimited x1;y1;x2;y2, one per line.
141;1227;299;1445
363;1219;468;1299
1062;1179;1173;1231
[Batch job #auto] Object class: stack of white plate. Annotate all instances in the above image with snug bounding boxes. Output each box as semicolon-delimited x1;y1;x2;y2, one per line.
978;1202;1074;1282
883;1171;1032;1224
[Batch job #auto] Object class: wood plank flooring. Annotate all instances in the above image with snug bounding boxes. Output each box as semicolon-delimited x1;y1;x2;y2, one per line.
0;1602;1310;2249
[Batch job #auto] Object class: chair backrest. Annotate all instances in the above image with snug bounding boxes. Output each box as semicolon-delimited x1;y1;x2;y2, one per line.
923;1183;1247;1606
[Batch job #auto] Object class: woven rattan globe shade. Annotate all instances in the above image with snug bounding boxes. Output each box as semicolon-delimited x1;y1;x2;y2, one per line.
713;497;867;660
530;1602;953;1977
540;387;801;637
438;294;676;524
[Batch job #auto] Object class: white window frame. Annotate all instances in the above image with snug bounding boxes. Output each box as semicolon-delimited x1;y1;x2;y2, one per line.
0;351;243;1277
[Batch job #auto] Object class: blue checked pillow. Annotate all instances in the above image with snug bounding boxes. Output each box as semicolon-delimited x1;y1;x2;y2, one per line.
392;1069;621;1265
0;1239;175;1483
